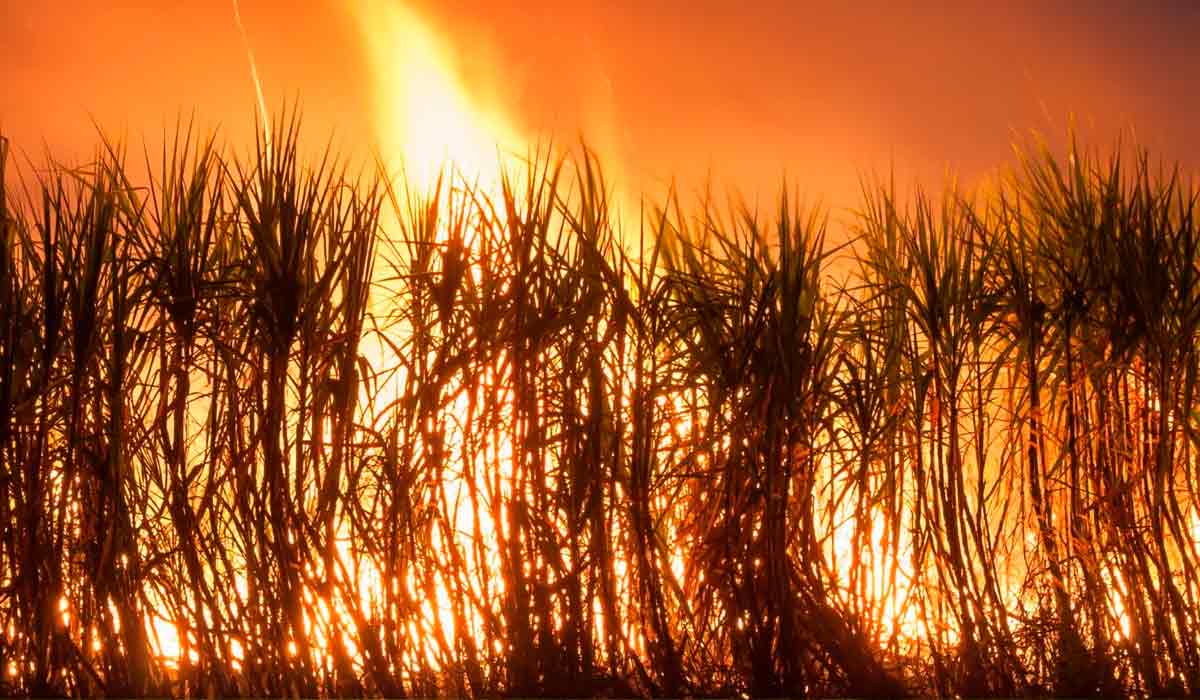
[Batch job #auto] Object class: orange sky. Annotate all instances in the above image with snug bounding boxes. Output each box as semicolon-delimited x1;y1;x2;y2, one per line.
2;0;1198;217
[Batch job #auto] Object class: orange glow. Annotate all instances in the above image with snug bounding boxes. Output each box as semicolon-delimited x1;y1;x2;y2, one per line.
353;0;523;194
4;3;1200;697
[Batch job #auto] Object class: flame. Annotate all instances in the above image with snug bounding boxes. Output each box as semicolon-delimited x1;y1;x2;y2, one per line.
346;2;530;673
353;0;523;194
351;0;527;417
5;1;1032;688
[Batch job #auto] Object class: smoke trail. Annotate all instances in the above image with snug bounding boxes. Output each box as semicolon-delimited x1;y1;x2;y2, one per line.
232;0;271;150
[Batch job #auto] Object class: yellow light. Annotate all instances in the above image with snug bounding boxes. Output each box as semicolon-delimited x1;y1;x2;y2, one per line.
353;0;523;194
150;615;181;666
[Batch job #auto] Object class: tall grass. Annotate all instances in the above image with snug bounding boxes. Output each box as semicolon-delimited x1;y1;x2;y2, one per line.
0;116;1198;698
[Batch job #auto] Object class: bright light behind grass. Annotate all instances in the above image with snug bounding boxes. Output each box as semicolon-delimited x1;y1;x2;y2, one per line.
3;6;1200;694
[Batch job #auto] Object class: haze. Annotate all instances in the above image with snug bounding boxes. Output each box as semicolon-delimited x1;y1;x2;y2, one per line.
2;0;1198;214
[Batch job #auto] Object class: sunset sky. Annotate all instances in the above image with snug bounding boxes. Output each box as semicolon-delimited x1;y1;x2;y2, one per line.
3;1;1198;215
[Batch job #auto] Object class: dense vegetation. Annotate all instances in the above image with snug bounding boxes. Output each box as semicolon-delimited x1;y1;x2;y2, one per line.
1;114;1199;698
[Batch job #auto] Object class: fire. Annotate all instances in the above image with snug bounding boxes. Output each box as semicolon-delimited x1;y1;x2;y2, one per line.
150;616;183;668
338;3;534;677
353;0;523;194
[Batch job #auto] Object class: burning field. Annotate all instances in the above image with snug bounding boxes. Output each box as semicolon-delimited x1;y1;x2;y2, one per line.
2;1;1200;698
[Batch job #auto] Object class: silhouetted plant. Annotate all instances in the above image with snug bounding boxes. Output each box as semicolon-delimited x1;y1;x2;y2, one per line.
0;116;1197;698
